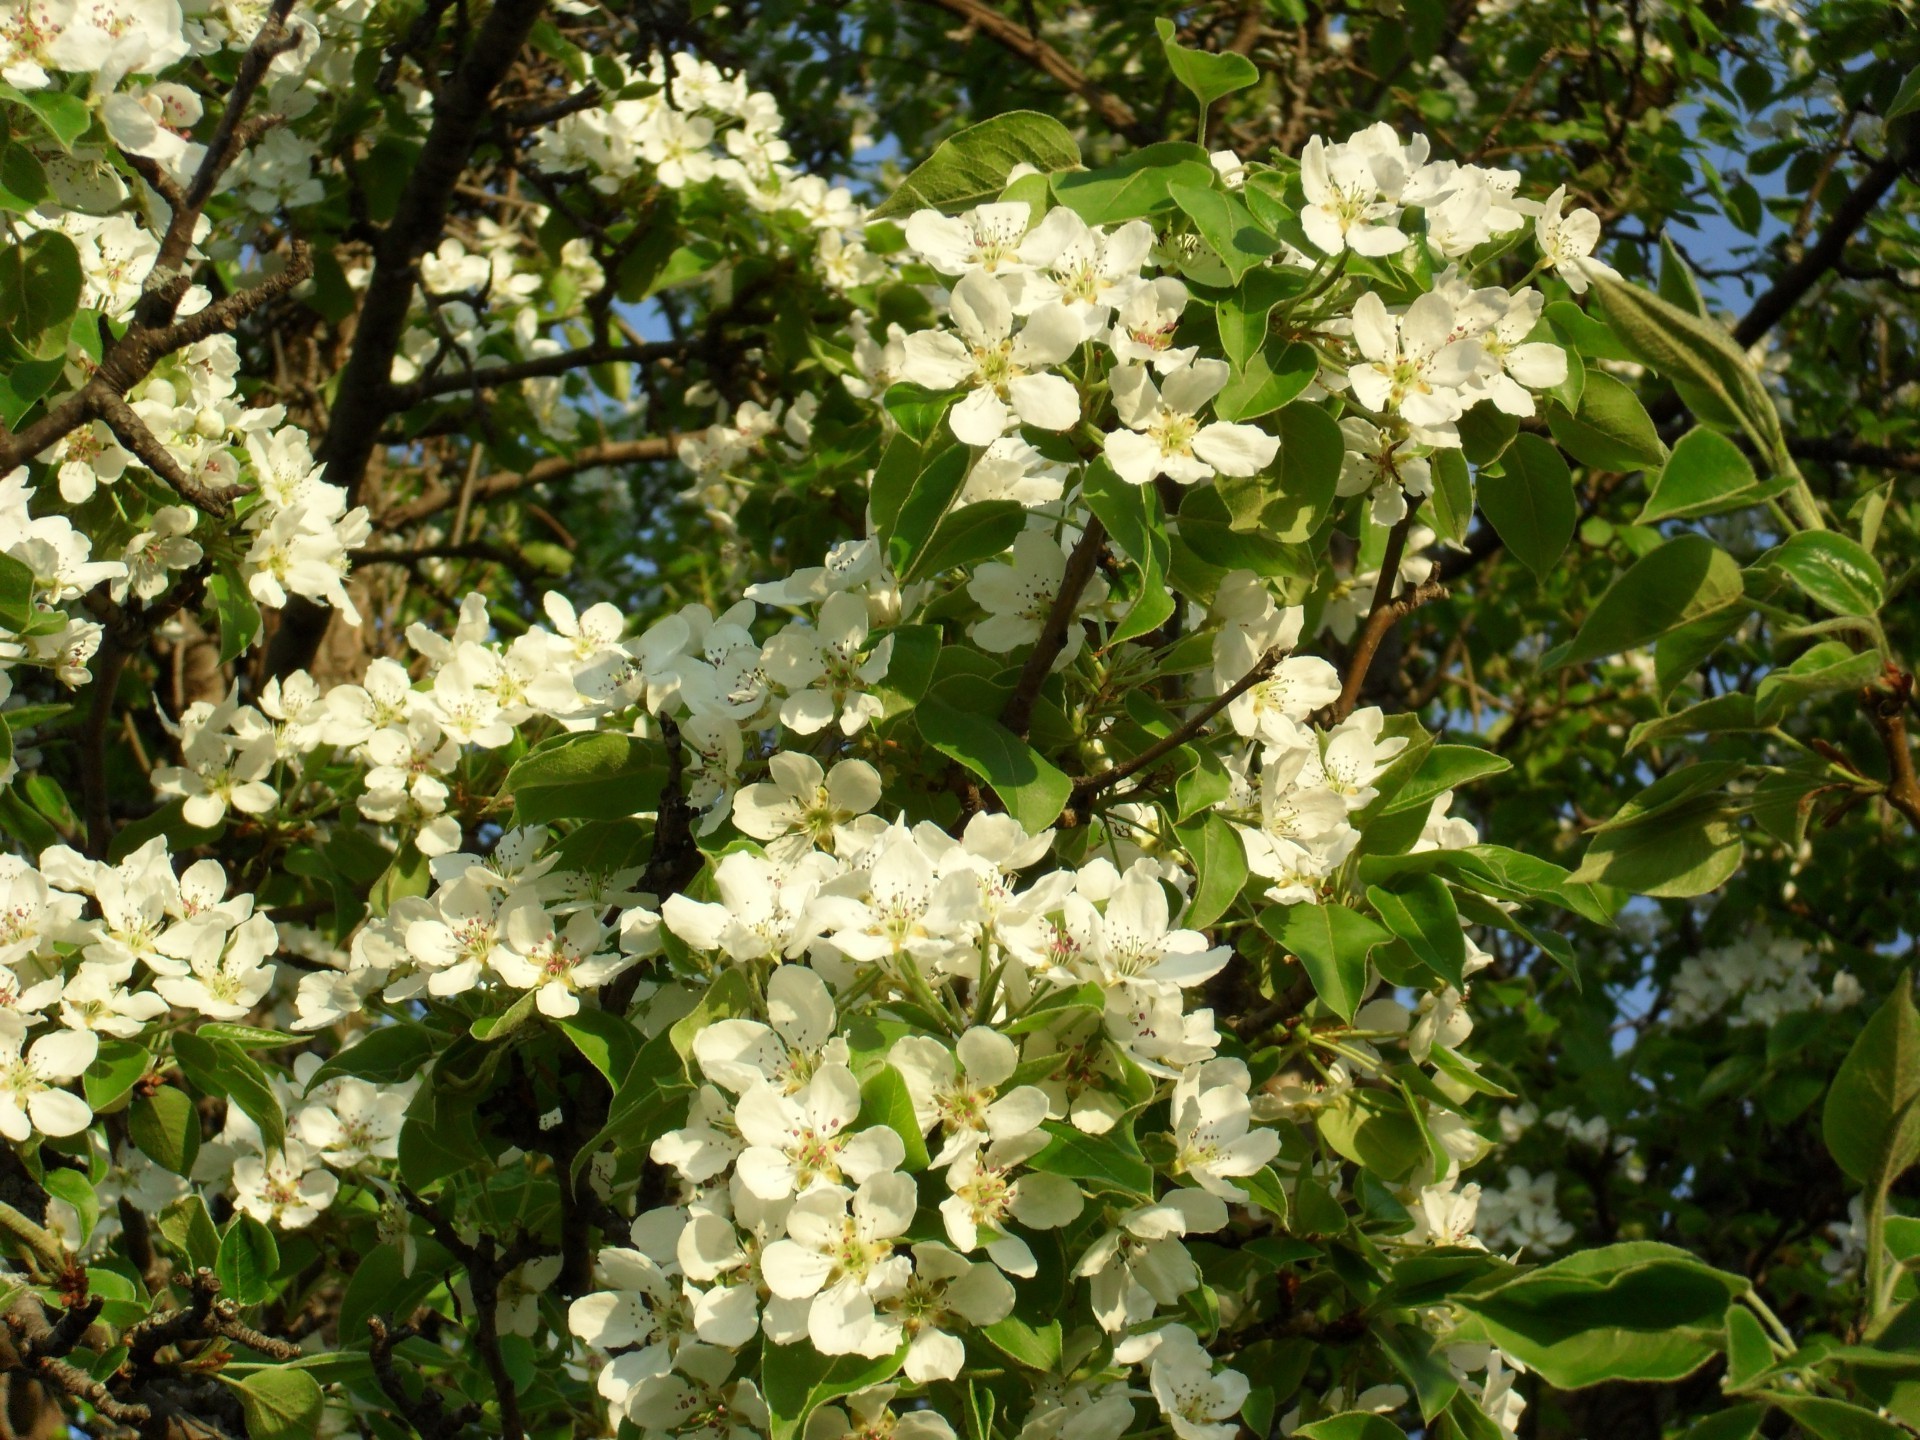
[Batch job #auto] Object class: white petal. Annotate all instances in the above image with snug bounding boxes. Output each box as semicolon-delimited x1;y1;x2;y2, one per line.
1193;422;1279;477
1007;373;1081;432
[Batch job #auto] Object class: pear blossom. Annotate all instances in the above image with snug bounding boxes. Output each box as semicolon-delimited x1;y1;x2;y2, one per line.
733;1064;906;1200
890;1026;1050;1166
0;1018;97;1140
732;752;883;859
897;271;1084;445
760;1173;917;1355
1104;360;1277;486
1299;124;1429;256
1535;186;1615;293
1346;291;1483;437
1169;1059;1280;1201
968;527;1111;660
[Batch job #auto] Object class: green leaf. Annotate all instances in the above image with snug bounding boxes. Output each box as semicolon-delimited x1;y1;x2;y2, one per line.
558;1009;639;1086
906;498;1026;582
1478;432;1574;579
1569;794;1743;898
1758;531;1886;618
1452;1242;1749;1389
1029;1119;1154;1198
671;968;757;1063
1591;275;1785;468
1638;427;1788;523
916;698;1070;833
857;1065;931;1171
471;989;538;1043
1169;182;1280;282
1381;745;1510;817
1770;1397;1911;1440
130;1086;201;1177
1546;372;1668;472
173;1032;285;1153
1723;1303;1773;1391
1367;877;1466;988
0;142;48;212
880;384;965;448
507;732;665;824
1890;65;1920;120
159;1195;222;1271
870;112;1080;219
309;1023;438;1087
1214;401;1341;541
1429;449;1473;546
885;442;971;571
979;1315;1064;1370
1051;142;1215;224
1822;975;1920;1190
1176;813;1247;930
0;230;81;348
574;1026;692;1185
1294;1416;1408;1440
208;572;263;665
763;1338;906;1440
1156;17;1260;120
1258;903;1390;1022
0;86;90;148
83;1039;150;1112
1626;693;1762;752
1376;1317;1461;1421
41;1169;98;1244
1683;1403;1767;1440
216;1215;281;1306
1558;534;1744;668
1756;641;1884;723
199;1023;295;1050
221;1369;323;1440
1216;337;1316;421
0;552;37;630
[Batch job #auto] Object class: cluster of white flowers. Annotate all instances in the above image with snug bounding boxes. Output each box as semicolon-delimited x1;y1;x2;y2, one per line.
1666;930;1862;1028
1475;1166;1576;1253
0;19;1626;1419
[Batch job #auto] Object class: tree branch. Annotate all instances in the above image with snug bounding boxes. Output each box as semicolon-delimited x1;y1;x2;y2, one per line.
314;0;551;517
387;341;686;408
909;0;1160;145
1330;578;1450;724
1731;149;1907;349
1866;668;1920;830
1071;643;1289;811
378;438;676;528
999;517;1106;741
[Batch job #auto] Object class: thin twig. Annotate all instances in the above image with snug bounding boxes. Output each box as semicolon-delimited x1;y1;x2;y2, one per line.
1000;517;1107;741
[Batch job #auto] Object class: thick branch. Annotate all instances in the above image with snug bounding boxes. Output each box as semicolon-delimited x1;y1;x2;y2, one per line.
1732;150;1906;348
317;0;550;514
1000;517;1107;741
909;0;1159;145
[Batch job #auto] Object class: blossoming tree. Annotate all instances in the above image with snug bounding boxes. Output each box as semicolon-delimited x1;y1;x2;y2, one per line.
0;1;1917;1439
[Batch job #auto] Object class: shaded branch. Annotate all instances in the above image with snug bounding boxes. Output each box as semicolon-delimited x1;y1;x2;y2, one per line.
1331;577;1450;724
1000;518;1106;741
1732;149;1907;349
1866;668;1920;830
909;0;1159;145
1070;643;1289;812
314;0;552;517
380;438;676;528
387;341;685;408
